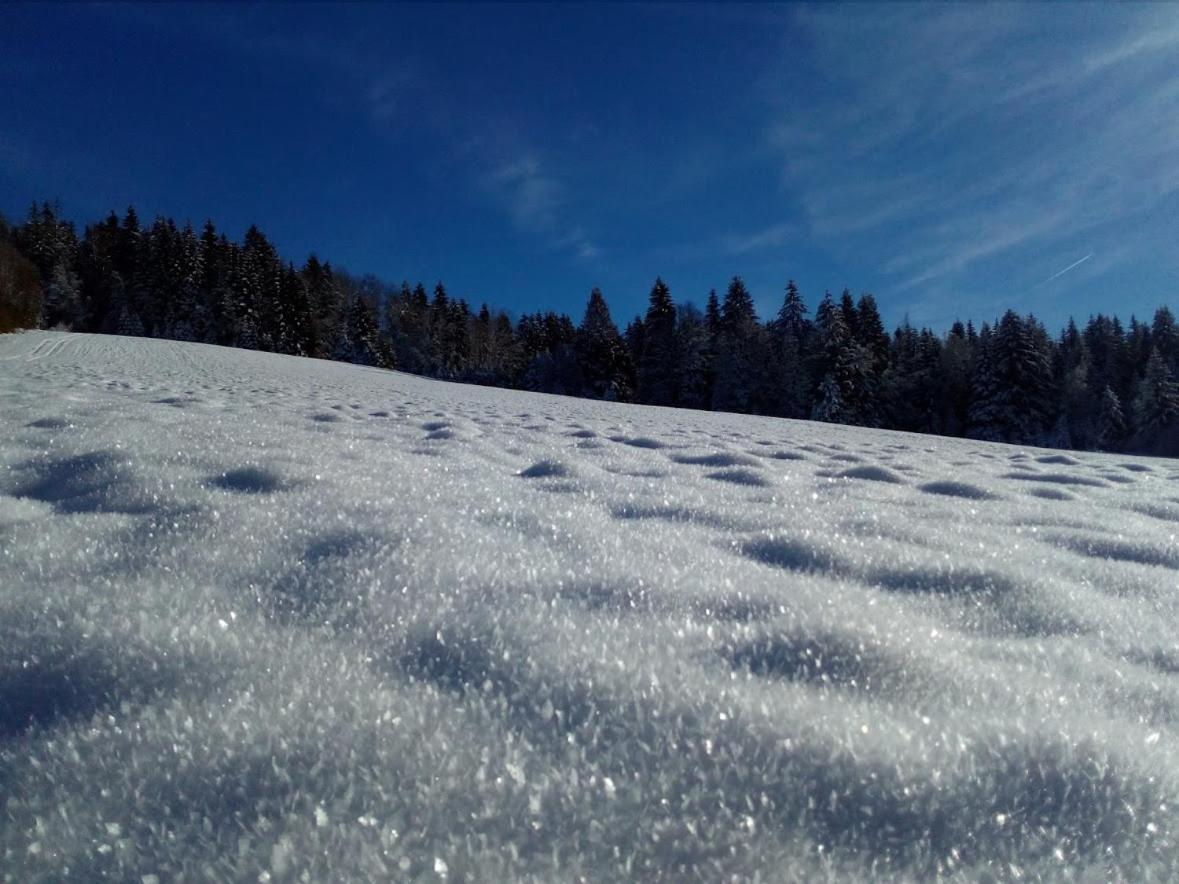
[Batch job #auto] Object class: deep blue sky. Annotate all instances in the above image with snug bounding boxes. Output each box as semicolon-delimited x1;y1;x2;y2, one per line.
3;3;1177;331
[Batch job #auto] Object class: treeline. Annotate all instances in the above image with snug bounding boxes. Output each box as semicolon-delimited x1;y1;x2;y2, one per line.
2;201;1178;455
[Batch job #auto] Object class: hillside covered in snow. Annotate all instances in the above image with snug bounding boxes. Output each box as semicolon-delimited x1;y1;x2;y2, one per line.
3;331;1179;881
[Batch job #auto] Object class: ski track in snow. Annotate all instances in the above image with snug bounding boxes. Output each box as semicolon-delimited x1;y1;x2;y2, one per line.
2;331;1179;880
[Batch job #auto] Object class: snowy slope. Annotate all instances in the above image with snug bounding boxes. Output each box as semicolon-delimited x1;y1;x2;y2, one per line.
2;331;1179;881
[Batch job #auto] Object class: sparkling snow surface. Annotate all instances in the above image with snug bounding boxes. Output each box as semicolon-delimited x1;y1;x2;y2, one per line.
3;331;1179;881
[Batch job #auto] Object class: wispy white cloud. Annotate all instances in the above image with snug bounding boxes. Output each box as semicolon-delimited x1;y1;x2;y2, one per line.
479;149;601;261
117;5;602;263
488;156;561;231
723;223;793;256
767;4;1179;321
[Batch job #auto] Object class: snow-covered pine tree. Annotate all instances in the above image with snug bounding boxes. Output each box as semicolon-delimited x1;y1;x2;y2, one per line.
810;291;867;424
469;303;494;379
1095;385;1127;450
1132;348;1179;440
113;271;145;337
444;297;471;376
240;225;287;351
968;311;1054;443
16;202;81;329
279;263;316;357
812;373;845;423
492;310;520;383
777;280;809;341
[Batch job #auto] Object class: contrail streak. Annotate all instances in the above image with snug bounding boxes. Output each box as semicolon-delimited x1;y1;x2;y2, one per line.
1045;252;1093;283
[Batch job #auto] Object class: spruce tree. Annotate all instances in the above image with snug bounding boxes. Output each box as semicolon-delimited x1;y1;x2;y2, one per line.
0;240;42;332
1151;307;1179;373
810;291;867;423
492;311;520;383
637;277;678;405
767;280;811;418
301;255;339;357
675;303;711;409
968;311;1054;443
16;202;80;328
937;321;975;436
1133;348;1179;440
576;287;632;400
712;276;763;413
624;316;645;376
1095;385;1127;450
702;288;722;405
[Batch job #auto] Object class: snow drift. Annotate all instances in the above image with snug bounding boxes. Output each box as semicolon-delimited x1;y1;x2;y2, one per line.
2;331;1179;881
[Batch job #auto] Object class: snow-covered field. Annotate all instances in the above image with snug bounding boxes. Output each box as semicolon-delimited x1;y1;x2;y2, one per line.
3;331;1179;881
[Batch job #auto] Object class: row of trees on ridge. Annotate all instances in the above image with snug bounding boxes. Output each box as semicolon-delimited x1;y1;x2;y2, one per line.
2;202;1177;455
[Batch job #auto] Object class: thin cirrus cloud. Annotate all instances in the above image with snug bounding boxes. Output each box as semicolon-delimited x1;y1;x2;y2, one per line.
766;4;1179;322
723;223;793;257
481;151;602;262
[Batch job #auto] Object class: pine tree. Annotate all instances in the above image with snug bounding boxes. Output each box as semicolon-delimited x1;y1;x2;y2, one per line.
702;288;722;405
337;293;388;367
937;321;975;436
854;294;890;424
429;282;452;374
810;291;867;423
113;270;144;337
16;202;80;328
118;207;150;332
279;263;315;356
576;287;632;400
624;315;645;375
812;373;845;423
520;311;581;394
492;311;521;383
712;276;764;413
445;297;472;376
74;213;119;332
234;225;283;351
162;222;204;341
1133;348;1179;440
303;256;346;358
0;240;42;332
675;303;711;409
968;311;1055;443
882;322;941;433
1151;307;1179;374
777;280;809;340
1095;385;1127;450
198;225;237;346
637;277;678;405
766;280;812;418
839;289;858;339
469;303;494;379
967;323;1003;440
